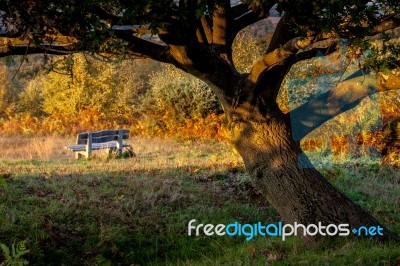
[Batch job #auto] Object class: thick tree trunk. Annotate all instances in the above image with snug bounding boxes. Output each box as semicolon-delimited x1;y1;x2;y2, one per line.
166;30;398;247
226;105;394;246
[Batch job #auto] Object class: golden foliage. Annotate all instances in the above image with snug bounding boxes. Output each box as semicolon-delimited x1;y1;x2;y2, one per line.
0;55;226;140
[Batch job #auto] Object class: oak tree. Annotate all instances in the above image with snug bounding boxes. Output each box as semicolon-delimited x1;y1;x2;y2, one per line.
1;0;399;246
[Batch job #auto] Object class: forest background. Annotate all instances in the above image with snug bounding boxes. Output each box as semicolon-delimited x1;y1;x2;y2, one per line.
0;18;400;165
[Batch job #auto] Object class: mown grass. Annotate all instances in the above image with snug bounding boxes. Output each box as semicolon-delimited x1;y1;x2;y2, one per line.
0;136;399;265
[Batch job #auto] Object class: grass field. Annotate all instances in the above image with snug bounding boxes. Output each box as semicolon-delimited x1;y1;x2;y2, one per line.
0;136;399;265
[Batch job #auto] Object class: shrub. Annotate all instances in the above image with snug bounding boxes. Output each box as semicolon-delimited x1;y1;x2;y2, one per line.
129;64;225;139
17;80;45;117
140;64;220;121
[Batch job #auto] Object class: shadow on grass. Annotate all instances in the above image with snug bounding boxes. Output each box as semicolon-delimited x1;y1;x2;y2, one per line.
0;166;276;265
0;164;399;265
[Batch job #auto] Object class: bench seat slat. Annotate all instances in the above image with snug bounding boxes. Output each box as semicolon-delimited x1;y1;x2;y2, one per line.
92;129;129;138
77;133;129;144
65;142;131;152
77;135;129;144
78;130;129;138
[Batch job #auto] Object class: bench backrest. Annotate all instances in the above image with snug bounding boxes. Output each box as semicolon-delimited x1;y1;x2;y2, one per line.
76;129;129;145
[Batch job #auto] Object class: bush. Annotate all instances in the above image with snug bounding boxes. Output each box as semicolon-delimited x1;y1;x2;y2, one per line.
129;64;224;139
17;80;45;117
141;65;219;120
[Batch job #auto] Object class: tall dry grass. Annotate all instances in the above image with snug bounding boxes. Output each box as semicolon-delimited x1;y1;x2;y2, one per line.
0;135;74;160
0;135;243;176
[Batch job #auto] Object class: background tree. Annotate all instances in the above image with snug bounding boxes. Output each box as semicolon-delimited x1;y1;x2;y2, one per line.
1;0;399;246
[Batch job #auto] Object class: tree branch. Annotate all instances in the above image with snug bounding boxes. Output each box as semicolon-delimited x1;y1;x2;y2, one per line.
231;2;277;42
86;6;122;25
212;1;229;46
232;10;266;39
248;15;400;85
0;46;79;56
293;38;340;64
374;20;399;34
247;35;314;85
287;25;400;140
288;70;396;140
245;38;339;108
111;30;171;63
265;15;294;53
231;4;250;19
0;29;171;63
0;34;79;56
200;17;213;44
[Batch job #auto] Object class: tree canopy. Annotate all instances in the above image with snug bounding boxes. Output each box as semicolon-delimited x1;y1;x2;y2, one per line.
1;1;399;64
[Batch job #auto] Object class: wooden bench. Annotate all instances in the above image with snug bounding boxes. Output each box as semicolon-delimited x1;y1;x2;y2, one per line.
65;129;132;159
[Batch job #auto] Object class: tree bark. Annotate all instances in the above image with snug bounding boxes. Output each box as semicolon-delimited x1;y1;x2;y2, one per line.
226;102;395;247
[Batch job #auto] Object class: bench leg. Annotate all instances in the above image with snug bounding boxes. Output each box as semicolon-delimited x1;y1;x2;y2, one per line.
75;152;87;159
107;147;117;158
107;148;113;158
